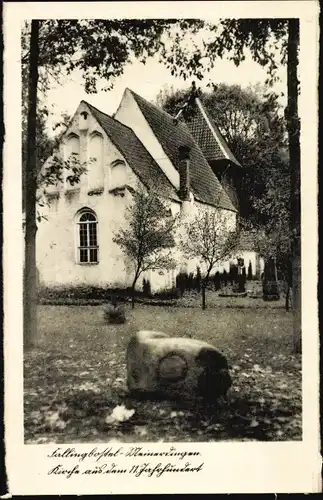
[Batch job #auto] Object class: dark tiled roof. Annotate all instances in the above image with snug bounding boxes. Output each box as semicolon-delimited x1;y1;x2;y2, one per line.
128;90;236;212
185;99;242;167
83;101;180;202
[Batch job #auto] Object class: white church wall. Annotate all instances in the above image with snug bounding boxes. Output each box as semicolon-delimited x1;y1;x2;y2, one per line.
176;196;238;277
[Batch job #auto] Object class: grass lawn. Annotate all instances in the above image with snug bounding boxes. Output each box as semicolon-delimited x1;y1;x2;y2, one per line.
24;298;301;443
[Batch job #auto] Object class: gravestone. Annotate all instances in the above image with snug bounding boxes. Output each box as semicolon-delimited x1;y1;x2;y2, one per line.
126;330;232;402
263;257;280;301
232;258;246;293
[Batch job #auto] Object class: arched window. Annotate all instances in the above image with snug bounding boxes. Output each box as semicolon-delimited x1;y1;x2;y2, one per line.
76;210;98;263
110;159;127;191
66;134;80;159
88;133;104;190
65;135;80;192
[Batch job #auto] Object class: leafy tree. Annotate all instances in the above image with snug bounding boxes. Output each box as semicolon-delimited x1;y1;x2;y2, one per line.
22;24;58;179
250;173;292;310
113;185;178;309
181;209;238;309
23;19;203;93
22;22;76;214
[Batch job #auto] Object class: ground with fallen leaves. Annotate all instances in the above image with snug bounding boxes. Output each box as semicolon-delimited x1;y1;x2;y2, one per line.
24;296;301;443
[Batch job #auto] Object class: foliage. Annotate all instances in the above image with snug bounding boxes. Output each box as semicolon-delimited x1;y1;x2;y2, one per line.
21;22;74;210
248;261;253;280
176;272;189;297
142;278;152;297
162;19;288;86
181;209;239;308
34;153;88;224
246;164;291;285
39;285;145;301
23;19;203;94
113;185;178;307
195;266;202;293
24;303;301;443
103;303;126;325
153;287;181;300
212;271;221;291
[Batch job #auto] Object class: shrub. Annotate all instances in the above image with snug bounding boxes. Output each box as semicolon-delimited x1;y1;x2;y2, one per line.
187;272;194;291
38;285;147;303
103;303;126;324
195;266;201;293
212;271;221;291
247;260;253;280
142;278;152;297
154;287;181;300
176;272;189;296
222;269;228;287
229;263;238;284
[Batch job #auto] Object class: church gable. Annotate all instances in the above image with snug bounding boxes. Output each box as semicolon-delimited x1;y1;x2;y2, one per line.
126;90;236;212
42;90;238;212
42;101;179;203
85;101;180;202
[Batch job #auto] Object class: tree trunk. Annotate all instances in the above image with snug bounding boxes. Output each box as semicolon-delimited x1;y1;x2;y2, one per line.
287;19;301;354
201;274;210;310
24;21;39;348
131;271;140;309
201;285;206;310
285;257;293;312
285;284;290;311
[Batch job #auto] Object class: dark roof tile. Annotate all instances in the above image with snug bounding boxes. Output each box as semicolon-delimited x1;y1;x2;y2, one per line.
186;99;242;167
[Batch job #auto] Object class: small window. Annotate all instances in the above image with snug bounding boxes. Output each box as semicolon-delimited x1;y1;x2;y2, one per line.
66;134;80;159
88;133;104;190
76;210;98;263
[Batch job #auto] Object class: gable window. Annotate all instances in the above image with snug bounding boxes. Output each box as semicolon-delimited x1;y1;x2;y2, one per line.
65;134;81;192
76;210;98;263
110;159;127;192
88;132;104;191
66;134;80;160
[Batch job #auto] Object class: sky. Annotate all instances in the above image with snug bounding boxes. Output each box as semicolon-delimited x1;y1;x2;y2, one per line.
44;36;287;136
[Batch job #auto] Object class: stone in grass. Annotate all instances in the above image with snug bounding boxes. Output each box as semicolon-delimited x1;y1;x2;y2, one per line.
126;330;232;402
103;302;126;324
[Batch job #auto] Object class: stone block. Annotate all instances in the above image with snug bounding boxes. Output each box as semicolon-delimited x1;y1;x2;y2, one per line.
126;330;232;402
263;281;280;301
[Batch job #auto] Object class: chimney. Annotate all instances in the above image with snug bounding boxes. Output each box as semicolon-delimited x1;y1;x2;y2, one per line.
178;145;191;201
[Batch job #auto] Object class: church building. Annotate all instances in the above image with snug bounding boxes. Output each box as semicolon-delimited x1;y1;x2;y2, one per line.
36;88;263;292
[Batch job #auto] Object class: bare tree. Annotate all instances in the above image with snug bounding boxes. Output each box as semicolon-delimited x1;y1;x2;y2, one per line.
113;186;178;308
181;208;239;309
